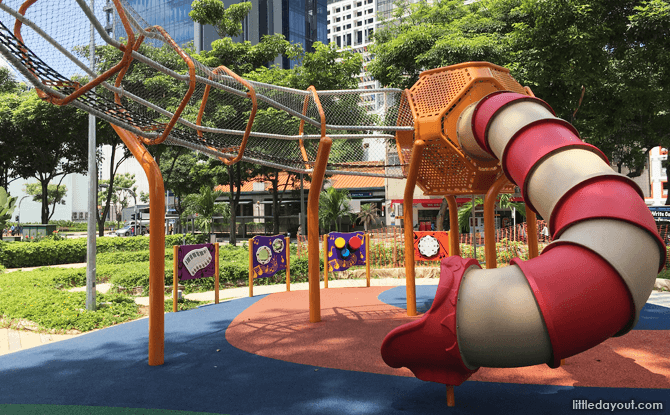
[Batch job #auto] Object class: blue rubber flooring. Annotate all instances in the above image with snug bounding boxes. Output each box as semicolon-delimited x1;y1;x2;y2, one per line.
0;290;668;414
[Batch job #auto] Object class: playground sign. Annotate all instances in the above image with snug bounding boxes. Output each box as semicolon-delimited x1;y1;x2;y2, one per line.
173;243;220;312
249;235;290;297
413;231;449;261
323;231;370;288
325;231;367;272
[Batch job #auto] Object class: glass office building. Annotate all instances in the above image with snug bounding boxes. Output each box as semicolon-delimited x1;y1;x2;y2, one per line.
108;0;327;69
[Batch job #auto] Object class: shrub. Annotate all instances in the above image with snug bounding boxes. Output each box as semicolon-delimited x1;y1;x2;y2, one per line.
0;233;207;268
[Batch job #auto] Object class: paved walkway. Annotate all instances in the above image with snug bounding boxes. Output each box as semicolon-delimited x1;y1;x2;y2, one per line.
2;272;669;357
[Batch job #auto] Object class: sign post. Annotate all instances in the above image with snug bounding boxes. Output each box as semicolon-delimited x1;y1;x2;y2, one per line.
173;243;219;311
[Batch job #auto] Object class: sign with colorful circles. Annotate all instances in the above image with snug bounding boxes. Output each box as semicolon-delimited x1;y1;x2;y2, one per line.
177;243;217;281
251;235;288;279
413;231;450;261
326;231;367;272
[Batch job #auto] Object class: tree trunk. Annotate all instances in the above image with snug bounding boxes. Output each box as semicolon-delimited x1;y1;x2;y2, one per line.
436;197;448;231
40;179;49;224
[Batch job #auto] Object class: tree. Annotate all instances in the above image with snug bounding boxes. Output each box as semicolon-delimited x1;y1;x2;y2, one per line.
98;172;137;225
356;203;381;231
369;0;670;194
9;90;96;223
190;0;252;39
0;186;16;231
457;197;482;234
319;187;353;232
23;183;66;223
181;185;230;239
0;67;26;190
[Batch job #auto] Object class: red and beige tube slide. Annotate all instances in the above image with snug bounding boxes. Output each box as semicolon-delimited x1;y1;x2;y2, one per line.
381;91;666;386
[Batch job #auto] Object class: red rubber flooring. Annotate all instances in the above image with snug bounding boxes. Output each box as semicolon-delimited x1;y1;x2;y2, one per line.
227;287;670;389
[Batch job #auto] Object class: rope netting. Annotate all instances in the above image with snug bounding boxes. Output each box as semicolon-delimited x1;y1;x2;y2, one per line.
0;0;412;178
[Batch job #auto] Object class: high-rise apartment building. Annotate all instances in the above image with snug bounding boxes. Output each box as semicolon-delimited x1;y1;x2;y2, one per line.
106;0;327;69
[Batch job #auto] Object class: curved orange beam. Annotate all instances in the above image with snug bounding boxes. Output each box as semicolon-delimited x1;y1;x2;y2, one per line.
196;65;257;165
403;139;426;317
297;93;312;169
14;0;137;106
308;137;332;323
445;195;460;257
484;175;509;269
110;124;165;366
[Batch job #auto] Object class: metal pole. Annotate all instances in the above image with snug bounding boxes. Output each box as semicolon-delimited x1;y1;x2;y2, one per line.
86;0;97;311
471;194;477;262
300;173;305;235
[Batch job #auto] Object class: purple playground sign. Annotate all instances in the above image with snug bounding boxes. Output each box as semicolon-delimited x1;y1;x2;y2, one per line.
177;243;217;281
326;231;366;272
251;235;287;278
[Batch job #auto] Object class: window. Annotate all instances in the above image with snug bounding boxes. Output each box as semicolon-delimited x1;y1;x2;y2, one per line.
368;8;373;13
346;33;351;46
357;21;362;26
346;14;351;19
337;36;341;47
367;18;373;24
336;17;340;22
346;5;351;9
357;30;362;44
72;212;77;221
327;20;330;25
336;26;340;31
335;7;340;12
346;24;351;29
357;11;362;16
327;29;330;34
357;1;362;6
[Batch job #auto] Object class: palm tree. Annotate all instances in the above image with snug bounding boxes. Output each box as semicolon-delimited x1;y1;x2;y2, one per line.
356;203;381;231
181;186;231;239
319;187;353;232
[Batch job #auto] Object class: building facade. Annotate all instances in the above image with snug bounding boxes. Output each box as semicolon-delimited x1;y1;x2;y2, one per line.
108;0;327;69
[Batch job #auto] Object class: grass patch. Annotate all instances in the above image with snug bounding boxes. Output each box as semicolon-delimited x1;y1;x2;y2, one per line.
657;269;670;280
0;267;141;333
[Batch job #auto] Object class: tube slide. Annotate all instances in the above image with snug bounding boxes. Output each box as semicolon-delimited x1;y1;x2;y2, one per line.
381;91;666;385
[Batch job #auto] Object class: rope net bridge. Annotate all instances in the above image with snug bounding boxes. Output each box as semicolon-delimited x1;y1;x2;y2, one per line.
0;0;413;178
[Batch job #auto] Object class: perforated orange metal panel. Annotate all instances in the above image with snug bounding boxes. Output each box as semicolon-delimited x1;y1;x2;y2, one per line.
396;62;525;195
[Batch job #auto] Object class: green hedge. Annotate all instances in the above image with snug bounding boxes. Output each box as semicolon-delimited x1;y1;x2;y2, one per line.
0;234;207;268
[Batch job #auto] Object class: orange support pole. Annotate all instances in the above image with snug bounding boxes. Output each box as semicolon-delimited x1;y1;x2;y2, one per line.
403;140;425;317
323;234;329;289
248;237;254;297
111;124;165;366
285;236;291;292
308;137;332;323
365;233;371;287
526;207;539;259
173;245;178;313
447;385;455;407
446;195;460;257
484;176;509;269
214;242;220;304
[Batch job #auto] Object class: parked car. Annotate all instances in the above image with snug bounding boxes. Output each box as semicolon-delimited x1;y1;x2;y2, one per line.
114;224;147;237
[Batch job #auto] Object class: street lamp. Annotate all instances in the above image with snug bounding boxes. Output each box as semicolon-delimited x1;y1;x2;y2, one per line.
99;184;138;236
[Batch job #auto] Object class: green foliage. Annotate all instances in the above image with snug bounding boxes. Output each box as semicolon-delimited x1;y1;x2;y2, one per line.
181;186;230;236
0;268;141;332
25;183;67;207
356;203;381;231
0;234;207;268
190;0;252;38
0;187;16;230
97;173;137;211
